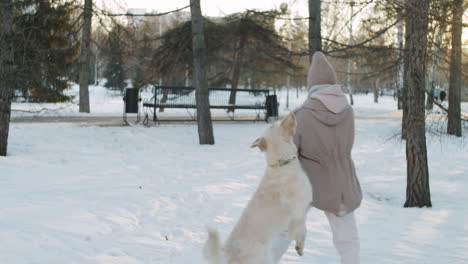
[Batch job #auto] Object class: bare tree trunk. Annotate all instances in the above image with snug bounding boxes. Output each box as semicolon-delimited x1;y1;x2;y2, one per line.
228;31;247;112
401;2;411;140
159;74;171;113
159;89;168;112
347;1;354;105
396;10;404;110
190;0;214;145
286;17;292;109
228;60;240;112
308;0;322;62
0;0;14;156
447;0;463;137
374;77;380;103
185;64;190;86
159;75;178;113
79;0;92;113
426;28;443;110
404;0;431;208
426;1;449;110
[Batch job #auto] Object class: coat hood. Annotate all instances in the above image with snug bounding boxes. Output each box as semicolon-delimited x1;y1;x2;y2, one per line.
303;85;350;126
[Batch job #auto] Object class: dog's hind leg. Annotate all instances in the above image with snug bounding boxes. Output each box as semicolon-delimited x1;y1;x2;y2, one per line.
203;227;224;264
287;217;307;256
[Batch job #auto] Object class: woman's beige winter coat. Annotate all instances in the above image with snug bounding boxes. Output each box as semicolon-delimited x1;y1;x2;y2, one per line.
293;52;362;215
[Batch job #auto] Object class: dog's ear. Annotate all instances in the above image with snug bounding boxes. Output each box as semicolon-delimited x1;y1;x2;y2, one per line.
250;137;267;151
280;112;297;136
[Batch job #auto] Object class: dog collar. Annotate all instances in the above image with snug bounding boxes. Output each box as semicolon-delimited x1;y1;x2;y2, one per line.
269;156;297;168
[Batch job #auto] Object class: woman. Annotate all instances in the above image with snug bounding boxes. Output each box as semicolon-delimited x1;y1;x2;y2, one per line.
273;52;362;264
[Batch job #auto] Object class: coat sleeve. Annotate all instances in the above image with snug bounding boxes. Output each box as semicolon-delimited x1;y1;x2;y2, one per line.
293;110;302;154
349;107;355;149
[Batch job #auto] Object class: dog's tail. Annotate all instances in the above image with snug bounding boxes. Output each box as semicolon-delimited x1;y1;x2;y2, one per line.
203;226;224;264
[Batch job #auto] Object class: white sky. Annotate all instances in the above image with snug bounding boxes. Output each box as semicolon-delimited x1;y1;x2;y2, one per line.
101;0;308;17
100;0;467;44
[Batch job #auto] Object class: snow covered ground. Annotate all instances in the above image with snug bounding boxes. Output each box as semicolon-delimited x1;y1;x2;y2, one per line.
2;84;468;264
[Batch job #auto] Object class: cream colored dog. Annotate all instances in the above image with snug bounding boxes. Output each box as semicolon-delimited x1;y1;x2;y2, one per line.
203;112;312;264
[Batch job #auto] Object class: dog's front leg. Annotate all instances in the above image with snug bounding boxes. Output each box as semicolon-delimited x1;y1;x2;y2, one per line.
287;217;307;256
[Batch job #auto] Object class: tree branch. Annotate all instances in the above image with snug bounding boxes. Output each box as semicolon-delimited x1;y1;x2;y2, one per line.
97;5;190;17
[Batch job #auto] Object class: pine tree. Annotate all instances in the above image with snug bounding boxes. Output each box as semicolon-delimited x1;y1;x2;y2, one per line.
223;10;291;110
13;0;80;102
103;25;126;92
152;11;293;91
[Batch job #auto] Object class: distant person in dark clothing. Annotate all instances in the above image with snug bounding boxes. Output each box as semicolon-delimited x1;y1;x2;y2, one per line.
440;91;446;102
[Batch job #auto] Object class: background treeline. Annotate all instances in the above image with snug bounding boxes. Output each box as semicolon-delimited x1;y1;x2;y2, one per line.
5;0;468;104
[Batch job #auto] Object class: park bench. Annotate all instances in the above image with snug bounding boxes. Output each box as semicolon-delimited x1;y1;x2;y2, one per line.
141;85;278;124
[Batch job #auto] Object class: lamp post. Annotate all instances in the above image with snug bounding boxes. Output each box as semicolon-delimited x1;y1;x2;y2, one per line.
280;2;292;109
